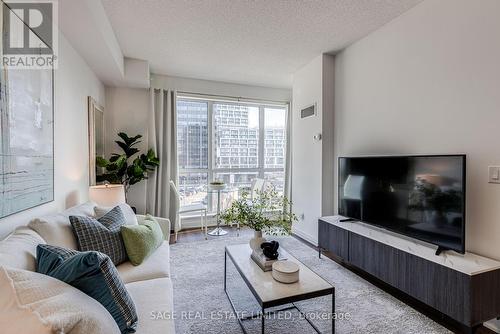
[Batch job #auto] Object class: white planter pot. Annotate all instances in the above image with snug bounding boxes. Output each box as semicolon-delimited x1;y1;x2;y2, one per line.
249;230;266;252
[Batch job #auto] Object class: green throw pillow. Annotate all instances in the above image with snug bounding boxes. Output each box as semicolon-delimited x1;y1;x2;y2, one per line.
121;216;164;266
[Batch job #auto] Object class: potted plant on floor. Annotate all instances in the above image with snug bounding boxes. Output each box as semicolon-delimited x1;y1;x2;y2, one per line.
220;187;297;252
96;132;159;208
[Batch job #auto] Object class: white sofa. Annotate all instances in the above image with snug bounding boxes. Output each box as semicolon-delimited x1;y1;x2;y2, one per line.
0;202;175;334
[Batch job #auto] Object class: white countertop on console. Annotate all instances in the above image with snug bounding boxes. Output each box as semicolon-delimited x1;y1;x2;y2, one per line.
320;216;500;276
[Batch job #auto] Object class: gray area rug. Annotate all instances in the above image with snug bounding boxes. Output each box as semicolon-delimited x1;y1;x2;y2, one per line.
170;234;450;334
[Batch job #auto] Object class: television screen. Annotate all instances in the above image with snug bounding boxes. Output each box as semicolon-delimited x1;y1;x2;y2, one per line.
338;155;466;253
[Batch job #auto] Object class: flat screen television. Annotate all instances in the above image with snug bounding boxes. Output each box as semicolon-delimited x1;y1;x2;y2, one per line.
338;155;466;253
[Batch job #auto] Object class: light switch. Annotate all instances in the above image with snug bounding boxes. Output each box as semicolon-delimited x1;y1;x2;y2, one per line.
488;166;500;184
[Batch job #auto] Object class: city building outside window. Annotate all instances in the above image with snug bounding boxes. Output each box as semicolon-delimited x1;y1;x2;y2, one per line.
176;97;288;212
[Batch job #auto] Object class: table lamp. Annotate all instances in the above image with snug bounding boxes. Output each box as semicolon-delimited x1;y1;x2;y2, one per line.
89;184;126;207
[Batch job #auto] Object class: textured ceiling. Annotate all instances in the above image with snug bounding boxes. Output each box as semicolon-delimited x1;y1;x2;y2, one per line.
101;0;423;88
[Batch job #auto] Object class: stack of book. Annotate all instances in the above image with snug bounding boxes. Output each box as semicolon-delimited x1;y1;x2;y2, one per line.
251;250;287;271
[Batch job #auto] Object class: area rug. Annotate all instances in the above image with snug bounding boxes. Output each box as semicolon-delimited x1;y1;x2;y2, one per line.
170;234;450;334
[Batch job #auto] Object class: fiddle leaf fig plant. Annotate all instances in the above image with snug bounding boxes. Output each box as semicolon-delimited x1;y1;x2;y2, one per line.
96;132;159;195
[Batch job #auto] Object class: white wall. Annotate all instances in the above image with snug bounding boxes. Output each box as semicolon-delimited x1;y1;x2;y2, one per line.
291;54;335;244
104;87;149;213
0;33;105;238
152;74;291;102
334;0;500;259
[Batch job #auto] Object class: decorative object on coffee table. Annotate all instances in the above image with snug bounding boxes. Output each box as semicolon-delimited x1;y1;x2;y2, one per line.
261;241;280;260
249;230;266;252
250;248;287;272
224;244;334;334
251;240;284;271
272;260;300;284
220;187;297;250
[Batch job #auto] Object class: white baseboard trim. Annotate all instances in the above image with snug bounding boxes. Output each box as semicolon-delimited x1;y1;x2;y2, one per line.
180;216;237;230
292;227;318;246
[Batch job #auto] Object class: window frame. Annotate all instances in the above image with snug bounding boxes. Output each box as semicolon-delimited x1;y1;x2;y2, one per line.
177;97;288;199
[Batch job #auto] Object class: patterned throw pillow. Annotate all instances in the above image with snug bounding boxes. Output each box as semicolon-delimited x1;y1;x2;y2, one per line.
70;206;128;265
36;244;138;334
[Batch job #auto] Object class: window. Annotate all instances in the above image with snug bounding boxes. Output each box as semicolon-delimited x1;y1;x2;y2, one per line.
177;97;288;210
177;101;209;207
177;101;208;169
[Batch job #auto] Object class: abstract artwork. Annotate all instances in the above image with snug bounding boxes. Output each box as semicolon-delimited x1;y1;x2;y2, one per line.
0;68;54;218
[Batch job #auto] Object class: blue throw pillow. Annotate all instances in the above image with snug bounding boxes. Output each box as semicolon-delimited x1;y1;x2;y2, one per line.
37;244;138;334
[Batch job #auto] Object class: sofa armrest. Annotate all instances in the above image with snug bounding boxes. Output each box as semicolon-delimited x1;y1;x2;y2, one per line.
136;214;171;243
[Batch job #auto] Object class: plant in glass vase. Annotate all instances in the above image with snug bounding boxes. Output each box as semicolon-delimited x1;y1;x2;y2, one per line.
220;187;297;252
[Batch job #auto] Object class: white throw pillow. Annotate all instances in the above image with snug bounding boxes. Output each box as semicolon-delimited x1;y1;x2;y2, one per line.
0;228;46;271
0;266;121;334
28;202;96;250
95;203;138;226
28;213;79;250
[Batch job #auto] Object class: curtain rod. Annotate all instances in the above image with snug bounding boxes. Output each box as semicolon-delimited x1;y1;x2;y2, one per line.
175;90;290;106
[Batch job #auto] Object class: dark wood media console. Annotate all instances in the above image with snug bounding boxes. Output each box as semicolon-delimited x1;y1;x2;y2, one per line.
318;216;500;333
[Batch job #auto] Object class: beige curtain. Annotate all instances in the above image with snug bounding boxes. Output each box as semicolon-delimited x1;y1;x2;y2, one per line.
146;89;178;225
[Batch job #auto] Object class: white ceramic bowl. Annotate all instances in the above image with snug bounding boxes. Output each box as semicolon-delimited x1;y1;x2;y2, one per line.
272;260;299;284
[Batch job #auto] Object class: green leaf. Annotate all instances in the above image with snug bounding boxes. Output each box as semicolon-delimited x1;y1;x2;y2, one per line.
147;148;156;160
115;140;140;158
109;154;121;163
98;133;158;193
96;156;109;168
117;132;129;142
127;147;140;157
118;132;142;146
220;187;296;235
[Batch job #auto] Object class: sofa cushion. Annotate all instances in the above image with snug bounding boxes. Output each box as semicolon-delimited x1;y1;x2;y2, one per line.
117;241;170;284
37;244;138;334
121;216;164;266
29;213;77;249
0;227;45;271
28;202;96;250
95;203;139;226
0;266;121;334
126;277;175;334
63;201;97;216
70;206;128;265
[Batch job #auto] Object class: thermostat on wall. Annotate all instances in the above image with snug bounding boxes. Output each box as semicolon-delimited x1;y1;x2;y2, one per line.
300;104;316;118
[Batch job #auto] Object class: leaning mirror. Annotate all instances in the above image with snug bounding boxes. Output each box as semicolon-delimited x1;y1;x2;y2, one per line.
88;96;105;186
